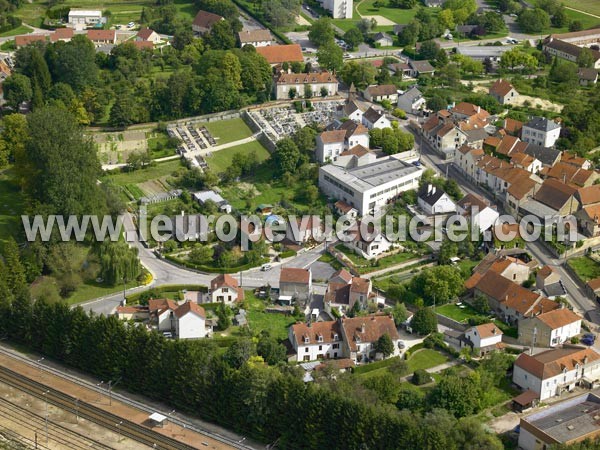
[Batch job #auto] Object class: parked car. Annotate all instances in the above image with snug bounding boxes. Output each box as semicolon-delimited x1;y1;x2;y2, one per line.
261;264;272;271
582;333;595;345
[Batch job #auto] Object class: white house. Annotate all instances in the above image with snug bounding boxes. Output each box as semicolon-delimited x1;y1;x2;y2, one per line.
280;268;312;301
135;28;161;44
417;184;456;215
344;222;392;259
149;299;178;332
336;99;364;123
464;323;503;356
289;321;344;361
513;347;600;401
372;32;394;47
518;308;582;348
315;121;369;164
397;86;427;114
174;301;208;339
275;71;338;100
363;84;398;103
68;9;104;29
324;270;372;313
286;216;325;244
238;29;273;47
362;107;391;130
521;117;562;148
210;273;244;304
456;193;499;233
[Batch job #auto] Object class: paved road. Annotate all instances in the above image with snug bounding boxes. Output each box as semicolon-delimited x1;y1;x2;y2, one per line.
80;212;330;315
409;122;600;324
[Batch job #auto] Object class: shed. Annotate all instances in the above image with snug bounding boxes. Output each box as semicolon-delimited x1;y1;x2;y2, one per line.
512;390;539;413
149;412;167;427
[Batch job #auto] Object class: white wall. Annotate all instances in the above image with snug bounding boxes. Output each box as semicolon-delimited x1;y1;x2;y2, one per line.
347;133;369;149
550;321;581;346
157;311;174;332
295;341;343;361
517;427;544;450
211;287;239;305
316;140;344;164
177;313;206;339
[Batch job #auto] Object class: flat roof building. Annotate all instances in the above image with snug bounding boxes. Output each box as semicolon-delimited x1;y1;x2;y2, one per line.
319;157;423;216
455;45;511;61
519;392;600;450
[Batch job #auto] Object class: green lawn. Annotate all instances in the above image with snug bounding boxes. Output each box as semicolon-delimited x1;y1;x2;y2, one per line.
565;0;600;18
356;0;424;24
406;349;448;372
436;303;484;323
243;291;295;341
103;159;183;186
0;24;32;37
205;140;270;174
203;118;255;145
0;169;25;244
66;278;141;304
335;244;419;274
568;256;600;282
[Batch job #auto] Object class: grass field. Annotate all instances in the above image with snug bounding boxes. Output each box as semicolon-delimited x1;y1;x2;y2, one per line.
356;0;422;24
0;24;32;37
203;118;255;145
436;303;483;323
206;140;270;174
103;159;183;186
568;256;600;282
0;169;25;244
335;244;419;274
407;349;448;372
564;0;600;17
244;291;295;341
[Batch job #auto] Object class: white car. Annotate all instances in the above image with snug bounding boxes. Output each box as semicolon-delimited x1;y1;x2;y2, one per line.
127;22;135;28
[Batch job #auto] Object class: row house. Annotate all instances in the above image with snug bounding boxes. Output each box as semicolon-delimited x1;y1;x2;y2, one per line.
513;346;600;401
518;308;582;348
274;71;338;100
456;193;499;233
288;314;400;363
576;184;600;237
421;113;467;159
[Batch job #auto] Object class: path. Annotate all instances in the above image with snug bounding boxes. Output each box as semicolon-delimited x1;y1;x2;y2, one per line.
564;6;600;20
184;134;259;158
361;255;431;279
399;355;462;382
102;154;180;171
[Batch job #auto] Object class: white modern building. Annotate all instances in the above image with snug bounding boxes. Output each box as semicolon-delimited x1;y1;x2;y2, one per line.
521;117;562;148
319;157;423;216
318;0;353;19
68;9;104;29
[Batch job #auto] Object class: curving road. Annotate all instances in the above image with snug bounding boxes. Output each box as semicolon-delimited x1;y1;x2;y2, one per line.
79;212;329;315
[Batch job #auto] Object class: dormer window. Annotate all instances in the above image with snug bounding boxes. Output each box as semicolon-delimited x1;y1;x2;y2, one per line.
303;335;310;344
333;333;339;341
317;334;323;342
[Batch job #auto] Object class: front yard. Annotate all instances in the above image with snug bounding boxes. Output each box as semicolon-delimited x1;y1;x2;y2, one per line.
435;303;518;338
355;349;450;379
242;291;296;341
334;244;423;274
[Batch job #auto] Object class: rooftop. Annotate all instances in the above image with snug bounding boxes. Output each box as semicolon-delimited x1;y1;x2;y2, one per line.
524;116;561;133
280;267;311;284
238;29;272;43
256;44;303;64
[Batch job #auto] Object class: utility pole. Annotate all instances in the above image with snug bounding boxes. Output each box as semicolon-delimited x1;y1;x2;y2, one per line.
116;421;123;442
36;357;44;380
108;377;122;406
123;277;127;305
42;390;49;444
75;398;79;423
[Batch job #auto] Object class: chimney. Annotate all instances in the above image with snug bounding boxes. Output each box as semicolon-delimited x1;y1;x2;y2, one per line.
361;323;366;333
431;186;436;195
477;106;480;113
181;210;185;217
428;184;433;194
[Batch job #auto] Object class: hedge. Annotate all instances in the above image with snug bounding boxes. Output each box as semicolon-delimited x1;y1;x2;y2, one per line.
279;249;297;259
126;284;208;303
46;6;70;19
164;254;268;274
230;0;291;45
0;16;21;35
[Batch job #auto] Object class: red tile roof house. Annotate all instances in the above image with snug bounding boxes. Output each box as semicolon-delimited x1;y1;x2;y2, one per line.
50;28;74;43
512;346;600;401
15;34;47;48
147;299;209;339
192;10;224;35
518;308;582;348
256;44;303;66
210;273;244;304
288;320;343;362
86;29;117;45
279;267;312;302
324;270;372;314
135;27;161;44
489;79;519;105
340;315;400;363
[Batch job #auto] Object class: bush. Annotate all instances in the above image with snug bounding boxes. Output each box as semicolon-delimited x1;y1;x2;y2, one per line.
411;307;438;335
571;336;580;344
412;369;432;385
423;332;445;349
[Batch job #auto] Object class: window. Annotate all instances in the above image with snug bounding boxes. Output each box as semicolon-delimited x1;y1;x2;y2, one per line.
333;343;339;349
319;345;322;351
305;348;309;352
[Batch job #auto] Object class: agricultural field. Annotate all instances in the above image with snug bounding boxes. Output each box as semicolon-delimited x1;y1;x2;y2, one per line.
102;159;184;201
568;255;600;282
205;140;270;173
93;129;178;165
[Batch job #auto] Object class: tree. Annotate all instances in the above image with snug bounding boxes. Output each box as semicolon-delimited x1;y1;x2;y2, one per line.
110;96;136;128
294;126;317;153
317;40;343;72
517;8;550;33
392;301;409;326
427;95;447;112
97;240;141;286
438;239;458;265
223;338;255;368
3;74;32;110
344;28;363;50
308;18;335;47
472;295;490;314
390;0;416;7
273;137;300;175
205;20;236;50
51;34;99;92
499;48;538;72
412;368;432;385
551;6;569;28
339;61;377;89
569;20;583;32
396;385;425;410
172;28;195;50
577;47;595;68
257;334;286;365
375;334;394;357
17;106;104;217
411;307;437;335
418;40;438;60
430;373;481;417
398;20;421;46
188;244;214;265
411;266;464;305
216;302;232;330
288;87;296;99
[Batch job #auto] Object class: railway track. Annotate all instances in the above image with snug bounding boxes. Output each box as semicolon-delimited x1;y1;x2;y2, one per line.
0;347;249;449
0;394;114;450
0;365;196;450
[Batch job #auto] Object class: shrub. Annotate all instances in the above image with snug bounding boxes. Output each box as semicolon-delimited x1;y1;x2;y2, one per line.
412;369;432;385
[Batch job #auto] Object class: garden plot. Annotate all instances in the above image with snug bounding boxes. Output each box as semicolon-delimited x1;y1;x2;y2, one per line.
93;130;148;164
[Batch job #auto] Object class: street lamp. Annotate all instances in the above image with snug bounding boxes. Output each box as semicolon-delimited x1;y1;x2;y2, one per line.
36;357;44;380
108;377;122;406
115;421;123;442
167;410;176;429
96;381;104;403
